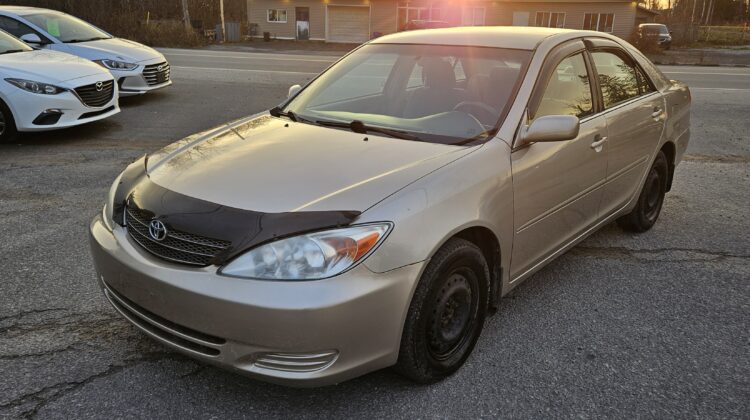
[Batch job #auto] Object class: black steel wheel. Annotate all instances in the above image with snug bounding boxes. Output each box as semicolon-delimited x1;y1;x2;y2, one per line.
617;151;669;232
395;238;490;383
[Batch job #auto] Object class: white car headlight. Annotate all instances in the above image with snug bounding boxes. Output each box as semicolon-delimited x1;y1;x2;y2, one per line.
220;223;392;280
95;59;138;71
5;78;66;95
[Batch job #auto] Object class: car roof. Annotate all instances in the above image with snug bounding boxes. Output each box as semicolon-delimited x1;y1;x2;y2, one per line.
370;26;600;50
639;23;667;27
0;6;53;16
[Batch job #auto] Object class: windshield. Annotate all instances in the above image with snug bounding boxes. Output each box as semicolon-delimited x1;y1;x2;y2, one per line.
283;43;531;145
24;12;111;43
0;30;32;54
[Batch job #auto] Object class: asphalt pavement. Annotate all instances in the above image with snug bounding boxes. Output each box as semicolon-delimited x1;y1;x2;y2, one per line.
0;48;748;419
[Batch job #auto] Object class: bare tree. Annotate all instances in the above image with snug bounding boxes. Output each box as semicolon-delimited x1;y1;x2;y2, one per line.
181;0;192;31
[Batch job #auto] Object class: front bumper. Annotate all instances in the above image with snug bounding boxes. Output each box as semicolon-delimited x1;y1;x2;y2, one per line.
8;76;120;132
113;58;172;97
89;214;421;386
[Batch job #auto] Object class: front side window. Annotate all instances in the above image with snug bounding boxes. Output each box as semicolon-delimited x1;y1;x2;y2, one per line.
535;53;593;119
535;12;565;28
267;9;288;23
583;13;614;33
24;12;110;43
591;51;639;108
0;16;46;41
283;44;531;144
0;29;33;54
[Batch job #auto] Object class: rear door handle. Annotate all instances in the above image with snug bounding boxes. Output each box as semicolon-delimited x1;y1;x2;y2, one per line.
651;107;664;119
591;134;608;151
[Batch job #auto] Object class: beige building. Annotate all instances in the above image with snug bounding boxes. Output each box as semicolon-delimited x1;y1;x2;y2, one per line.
246;0;641;43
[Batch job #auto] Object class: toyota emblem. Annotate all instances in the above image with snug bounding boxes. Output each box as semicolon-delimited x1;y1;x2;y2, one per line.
95;81;104;92
148;220;168;241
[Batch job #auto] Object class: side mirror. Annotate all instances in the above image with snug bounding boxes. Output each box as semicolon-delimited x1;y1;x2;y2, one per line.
20;33;43;45
288;84;302;98
520;115;580;145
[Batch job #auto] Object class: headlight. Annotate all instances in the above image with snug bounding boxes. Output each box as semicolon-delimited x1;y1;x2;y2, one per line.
102;173;123;231
5;78;66;95
220;223;392;280
95;59;138;71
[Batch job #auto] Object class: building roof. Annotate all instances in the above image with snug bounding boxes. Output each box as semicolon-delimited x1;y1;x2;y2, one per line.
636;5;661;15
371;26;593;50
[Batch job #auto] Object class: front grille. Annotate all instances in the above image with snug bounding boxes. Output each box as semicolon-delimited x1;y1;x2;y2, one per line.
125;206;231;266
74;80;115;107
79;105;115;120
102;280;225;357
143;61;171;86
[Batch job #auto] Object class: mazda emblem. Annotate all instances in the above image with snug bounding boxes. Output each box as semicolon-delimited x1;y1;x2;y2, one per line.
96;81;104;92
148;220;168;241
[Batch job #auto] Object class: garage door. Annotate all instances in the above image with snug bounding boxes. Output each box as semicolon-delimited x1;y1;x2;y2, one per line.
327;6;370;43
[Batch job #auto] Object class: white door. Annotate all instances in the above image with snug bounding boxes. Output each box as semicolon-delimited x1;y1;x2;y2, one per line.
512;11;530;26
327;6;370;43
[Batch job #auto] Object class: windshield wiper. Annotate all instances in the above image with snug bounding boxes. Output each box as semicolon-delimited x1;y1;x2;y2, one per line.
65;37;109;43
0;49;25;55
315;119;421;141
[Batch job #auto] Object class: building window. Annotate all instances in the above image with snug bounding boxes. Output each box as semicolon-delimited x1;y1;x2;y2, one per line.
398;1;444;31
267;9;287;23
583;13;614;33
462;7;485;26
535;12;565;28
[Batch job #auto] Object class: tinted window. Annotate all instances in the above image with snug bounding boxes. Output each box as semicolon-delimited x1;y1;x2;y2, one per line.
592;51;639;108
535;53;593;119
0;16;40;39
636;66;655;95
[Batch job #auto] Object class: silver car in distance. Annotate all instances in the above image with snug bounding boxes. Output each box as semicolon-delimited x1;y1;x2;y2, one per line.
89;27;691;387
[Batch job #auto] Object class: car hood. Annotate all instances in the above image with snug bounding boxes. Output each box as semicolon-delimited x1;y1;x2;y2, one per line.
62;37;163;63
146;115;477;213
0;49;108;83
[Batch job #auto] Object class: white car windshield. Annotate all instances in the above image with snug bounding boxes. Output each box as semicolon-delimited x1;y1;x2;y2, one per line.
283;43;531;145
0;30;32;54
24;12;111;43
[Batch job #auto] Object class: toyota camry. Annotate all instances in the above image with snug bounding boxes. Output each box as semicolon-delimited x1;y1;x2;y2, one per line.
89;27;691;386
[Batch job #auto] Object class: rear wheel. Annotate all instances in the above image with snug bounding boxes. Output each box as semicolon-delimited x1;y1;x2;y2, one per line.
394;238;490;383
0;100;18;143
617;151;669;232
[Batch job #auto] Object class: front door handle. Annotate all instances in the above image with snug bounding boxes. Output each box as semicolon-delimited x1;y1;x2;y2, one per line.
651;107;664;119
591;134;608;151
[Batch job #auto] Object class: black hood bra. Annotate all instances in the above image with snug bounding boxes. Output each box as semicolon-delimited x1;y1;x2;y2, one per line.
112;156;361;266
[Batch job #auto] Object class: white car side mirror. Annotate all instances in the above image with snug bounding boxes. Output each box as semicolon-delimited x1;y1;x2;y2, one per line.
20;33;43;45
288;84;302;99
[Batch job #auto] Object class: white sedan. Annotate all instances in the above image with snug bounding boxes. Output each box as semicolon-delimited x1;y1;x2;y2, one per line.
0;30;119;142
0;6;171;97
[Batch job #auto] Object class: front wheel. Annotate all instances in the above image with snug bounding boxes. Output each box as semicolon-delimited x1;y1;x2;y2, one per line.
0;100;18;144
617;151;669;232
394;238;490;383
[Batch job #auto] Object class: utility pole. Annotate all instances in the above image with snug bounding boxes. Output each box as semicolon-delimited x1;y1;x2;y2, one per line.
220;0;227;42
181;0;192;32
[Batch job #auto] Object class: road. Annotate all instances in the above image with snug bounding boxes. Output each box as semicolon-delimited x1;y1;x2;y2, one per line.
0;48;748;419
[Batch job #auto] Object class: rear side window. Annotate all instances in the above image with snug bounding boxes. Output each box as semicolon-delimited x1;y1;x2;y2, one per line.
535;53;593;119
591;51;640;108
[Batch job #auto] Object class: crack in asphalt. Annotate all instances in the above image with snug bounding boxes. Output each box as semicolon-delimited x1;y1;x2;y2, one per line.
572;246;749;263
0;308;69;324
0;351;180;419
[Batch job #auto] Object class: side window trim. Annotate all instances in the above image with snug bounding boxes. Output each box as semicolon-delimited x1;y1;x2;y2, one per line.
526;39;588;120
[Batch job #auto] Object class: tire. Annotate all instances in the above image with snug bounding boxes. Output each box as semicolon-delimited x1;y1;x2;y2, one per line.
617;151;669;233
394;238;490;383
0;100;18;144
